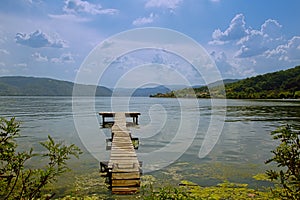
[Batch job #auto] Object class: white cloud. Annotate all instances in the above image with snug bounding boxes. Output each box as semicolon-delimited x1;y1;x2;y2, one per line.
235;19;284;58
210;14;288;61
114;64;191;88
51;53;75;63
261;19;282;39
63;0;118;15
212;13;247;42
210;51;256;77
32;52;48;62
14;63;27;68
235;30;266;58
48;14;90;22
15;30;67;48
209;14;300;77
132;13;157;26
0;49;9;55
266;36;300;61
145;0;182;10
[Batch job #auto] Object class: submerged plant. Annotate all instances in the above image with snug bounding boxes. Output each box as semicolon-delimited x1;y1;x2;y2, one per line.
139;173;279;200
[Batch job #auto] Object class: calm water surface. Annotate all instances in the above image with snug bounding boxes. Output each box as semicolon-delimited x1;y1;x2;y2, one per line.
1;96;300;192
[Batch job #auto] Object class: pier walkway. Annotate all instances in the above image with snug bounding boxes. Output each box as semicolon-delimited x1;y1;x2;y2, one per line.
99;112;141;194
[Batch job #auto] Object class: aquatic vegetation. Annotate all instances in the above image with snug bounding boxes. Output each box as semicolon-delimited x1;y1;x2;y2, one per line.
140;176;280;200
43;163;282;199
184;180;280;199
253;173;270;181
73;171;109;197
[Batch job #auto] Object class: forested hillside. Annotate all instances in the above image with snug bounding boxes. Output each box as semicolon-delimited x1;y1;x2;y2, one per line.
151;65;300;99
0;76;112;96
225;65;300;99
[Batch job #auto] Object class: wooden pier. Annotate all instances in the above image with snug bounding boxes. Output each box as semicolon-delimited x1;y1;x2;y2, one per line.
99;112;141;194
99;112;140;128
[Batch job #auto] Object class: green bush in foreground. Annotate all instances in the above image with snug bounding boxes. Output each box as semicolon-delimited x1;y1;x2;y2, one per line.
0;117;82;199
265;124;300;199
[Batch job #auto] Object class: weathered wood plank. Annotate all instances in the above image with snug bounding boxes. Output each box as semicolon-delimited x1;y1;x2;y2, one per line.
110;161;140;166
112;172;140;179
110;161;139;166
112;179;140;187
108;159;139;163
113;136;132;140
112;168;139;173
111;146;135;150
112;141;133;144
110;152;137;155
111;147;135;151
109;156;138;160
112;145;133;148
112;143;133;146
112;141;134;144
111;187;139;194
110;152;136;156
111;145;134;149
113;138;131;140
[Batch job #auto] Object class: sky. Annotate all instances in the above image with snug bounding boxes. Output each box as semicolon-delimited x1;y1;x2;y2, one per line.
1;0;300;88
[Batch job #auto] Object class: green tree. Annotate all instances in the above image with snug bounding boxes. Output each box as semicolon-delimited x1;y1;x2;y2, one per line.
265;125;300;199
0;117;82;199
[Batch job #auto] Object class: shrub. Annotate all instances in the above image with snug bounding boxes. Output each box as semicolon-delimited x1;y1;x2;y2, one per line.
265;124;300;199
0;117;82;199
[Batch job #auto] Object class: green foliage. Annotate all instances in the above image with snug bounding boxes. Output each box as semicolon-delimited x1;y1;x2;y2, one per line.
265;124;300;199
0;117;82;199
225;65;300;99
152;65;300;99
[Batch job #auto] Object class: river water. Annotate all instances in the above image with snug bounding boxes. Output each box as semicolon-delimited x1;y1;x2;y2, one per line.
1;96;300;193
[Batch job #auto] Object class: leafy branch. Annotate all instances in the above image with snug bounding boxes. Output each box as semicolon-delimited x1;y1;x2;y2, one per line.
265;124;300;199
0;117;82;200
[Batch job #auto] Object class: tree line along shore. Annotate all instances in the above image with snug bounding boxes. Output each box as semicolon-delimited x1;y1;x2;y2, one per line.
151;65;300;99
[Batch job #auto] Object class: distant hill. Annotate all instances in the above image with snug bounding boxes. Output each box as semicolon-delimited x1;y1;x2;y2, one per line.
133;85;171;97
0;76;112;96
150;79;240;98
151;65;300;99
112;85;171;97
208;79;240;87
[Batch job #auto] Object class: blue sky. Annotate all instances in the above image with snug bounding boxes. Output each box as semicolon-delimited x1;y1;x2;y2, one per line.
0;0;300;87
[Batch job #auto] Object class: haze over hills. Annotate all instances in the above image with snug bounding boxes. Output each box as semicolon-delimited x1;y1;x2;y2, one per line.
0;76;112;96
